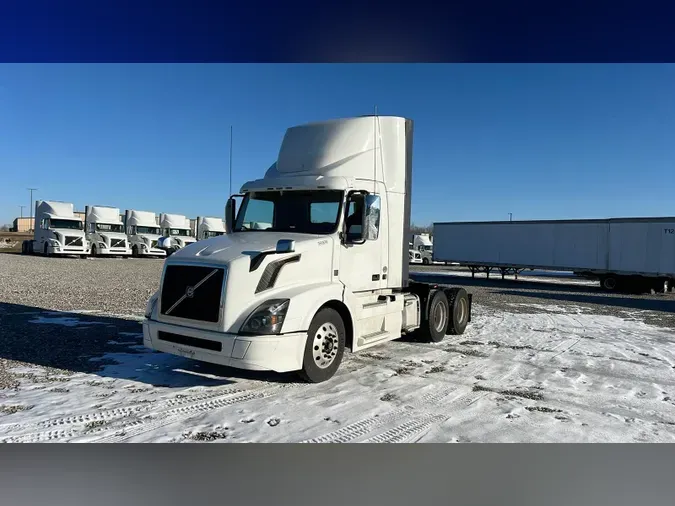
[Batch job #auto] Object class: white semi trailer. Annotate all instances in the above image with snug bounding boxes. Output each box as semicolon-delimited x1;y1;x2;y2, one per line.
21;200;89;257
433;218;675;293
158;213;197;254
142;115;473;383
124;210;167;258
195;216;226;241
84;205;131;257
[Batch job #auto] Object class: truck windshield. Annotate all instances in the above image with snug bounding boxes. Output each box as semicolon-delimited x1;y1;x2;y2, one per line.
96;223;124;233
423;245;433;251
204;231;224;238
50;219;83;230
136;226;160;235
235;190;343;234
169;229;191;236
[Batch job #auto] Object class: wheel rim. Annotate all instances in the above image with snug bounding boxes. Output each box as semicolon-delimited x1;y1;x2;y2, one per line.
604;277;616;290
312;322;339;369
432;301;447;333
456;297;467;325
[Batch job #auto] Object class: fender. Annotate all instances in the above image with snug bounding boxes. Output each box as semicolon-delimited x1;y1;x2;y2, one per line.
278;282;351;333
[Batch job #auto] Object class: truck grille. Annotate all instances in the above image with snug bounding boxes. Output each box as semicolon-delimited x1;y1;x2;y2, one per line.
65;236;83;247
160;265;225;323
111;238;126;248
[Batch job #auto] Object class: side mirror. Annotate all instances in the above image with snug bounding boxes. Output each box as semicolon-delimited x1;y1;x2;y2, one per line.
225;197;236;233
364;194;381;241
276;239;295;253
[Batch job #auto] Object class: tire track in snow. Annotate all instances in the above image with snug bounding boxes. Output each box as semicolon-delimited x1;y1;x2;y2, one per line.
1;383;299;443
300;386;458;443
362;414;447;443
0;386;248;436
91;383;300;443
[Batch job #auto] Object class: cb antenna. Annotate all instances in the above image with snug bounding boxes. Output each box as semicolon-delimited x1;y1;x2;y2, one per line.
373;106;378;193
229;125;233;197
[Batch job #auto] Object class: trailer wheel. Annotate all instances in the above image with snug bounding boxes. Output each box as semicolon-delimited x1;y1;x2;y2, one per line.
445;287;469;335
422;290;450;343
299;308;346;383
600;275;618;291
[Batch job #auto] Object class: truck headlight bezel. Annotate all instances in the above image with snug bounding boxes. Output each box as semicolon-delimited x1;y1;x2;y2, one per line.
239;299;290;336
145;292;159;319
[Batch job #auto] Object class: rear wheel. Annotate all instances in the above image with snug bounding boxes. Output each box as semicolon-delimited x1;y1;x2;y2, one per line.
446;287;469;335
299;308;346;383
600;275;618;291
423;290;450;343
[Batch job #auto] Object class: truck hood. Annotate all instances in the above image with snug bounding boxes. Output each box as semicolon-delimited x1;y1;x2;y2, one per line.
169;232;329;263
53;228;85;236
164;232;335;332
96;231;127;240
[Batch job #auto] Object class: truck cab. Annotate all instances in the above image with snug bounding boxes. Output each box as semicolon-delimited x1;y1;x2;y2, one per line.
143;116;472;383
85;205;131;257
26;200;89;257
124;210;167;257
196;216;226;241
158;213;197;254
412;234;433;264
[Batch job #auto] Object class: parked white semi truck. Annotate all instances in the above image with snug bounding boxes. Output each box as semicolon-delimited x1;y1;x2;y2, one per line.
195;216;226;241
21;200;89;257
124;210;167;257
84;205;131;257
411;233;433;264
158;213;197;254
143;115;473;383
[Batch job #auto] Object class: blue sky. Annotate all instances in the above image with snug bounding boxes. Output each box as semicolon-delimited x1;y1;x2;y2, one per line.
1;64;674;227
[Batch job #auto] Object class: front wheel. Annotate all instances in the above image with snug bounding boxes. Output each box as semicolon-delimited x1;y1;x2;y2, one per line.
422;257;430;265
299;308;346;383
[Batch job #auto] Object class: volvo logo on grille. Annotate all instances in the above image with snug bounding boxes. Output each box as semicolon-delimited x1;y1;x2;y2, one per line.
185;286;195;298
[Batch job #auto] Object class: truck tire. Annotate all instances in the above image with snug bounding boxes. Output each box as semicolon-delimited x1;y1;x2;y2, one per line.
600;275;619;291
422;257;429;265
299;308;346;383
43;243;50;257
423;290;450;343
445;287;469;335
91;245;98;257
132;245;139;258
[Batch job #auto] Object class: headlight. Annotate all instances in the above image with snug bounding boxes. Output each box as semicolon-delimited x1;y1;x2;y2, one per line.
145;293;159;319
240;299;290;335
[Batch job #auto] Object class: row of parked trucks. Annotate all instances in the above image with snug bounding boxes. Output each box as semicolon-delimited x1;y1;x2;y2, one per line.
21;201;226;258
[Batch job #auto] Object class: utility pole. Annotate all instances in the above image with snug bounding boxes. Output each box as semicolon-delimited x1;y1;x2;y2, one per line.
28;188;37;231
19;205;26;218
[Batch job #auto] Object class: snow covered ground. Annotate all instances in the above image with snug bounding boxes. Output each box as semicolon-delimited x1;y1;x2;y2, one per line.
1;303;674;443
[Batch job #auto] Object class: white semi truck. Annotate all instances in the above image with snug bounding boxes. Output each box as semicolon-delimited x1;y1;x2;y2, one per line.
411;233;433;264
142;115;473;383
21;200;89;257
195;216;226;241
158;213;197;254
124;210;167;258
84;205;131;257
433;218;675;293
